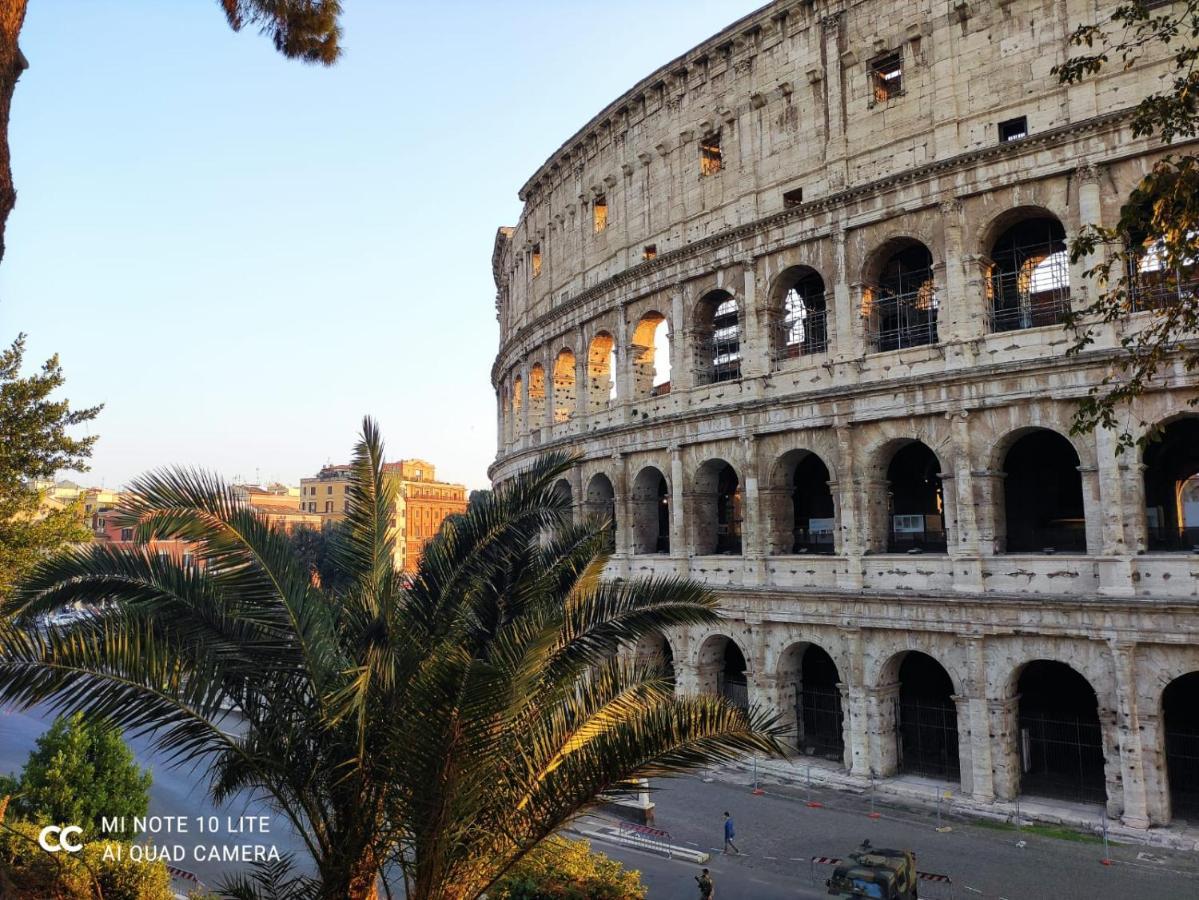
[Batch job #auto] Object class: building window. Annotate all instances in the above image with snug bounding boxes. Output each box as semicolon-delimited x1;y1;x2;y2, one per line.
327;486;333;494
120;528;133;542
182;552;194;568
783;187;804;208
592;196;608;233
999;116;1028;143
325;501;333;513
699;132;722;176
869;51;903;103
643;244;657;261
531;243;542;277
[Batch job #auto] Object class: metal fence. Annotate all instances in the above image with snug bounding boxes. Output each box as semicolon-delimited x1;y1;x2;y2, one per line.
797;683;845;760
863;291;939;352
887;528;948;553
1017;712;1107;805
1166;728;1199;819
771;308;829;367
988;292;1071;332
897;697;960;780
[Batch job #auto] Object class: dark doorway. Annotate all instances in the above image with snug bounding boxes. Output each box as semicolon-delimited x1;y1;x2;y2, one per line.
632;467;670;554
719;640;748;710
792;454;835;553
1016;660;1106;804
716;464;743;554
1003;430;1086;553
1164;672;1199;821
886;442;946;552
796;646;844;760
1143;418;1199;551
585;474;616;551
896;652;959;780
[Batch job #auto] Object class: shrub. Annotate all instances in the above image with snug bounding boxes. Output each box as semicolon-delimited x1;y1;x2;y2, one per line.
0;818;173;900
491;837;646;900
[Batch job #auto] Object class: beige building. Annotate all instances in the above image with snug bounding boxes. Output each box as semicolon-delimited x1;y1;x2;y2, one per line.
491;2;1199;832
300;460;467;573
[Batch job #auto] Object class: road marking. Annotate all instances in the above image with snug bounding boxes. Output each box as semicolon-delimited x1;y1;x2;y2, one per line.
762;855;777;860
963;887;982;895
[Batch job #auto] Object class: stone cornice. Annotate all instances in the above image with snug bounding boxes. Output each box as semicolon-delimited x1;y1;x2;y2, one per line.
494;108;1144;384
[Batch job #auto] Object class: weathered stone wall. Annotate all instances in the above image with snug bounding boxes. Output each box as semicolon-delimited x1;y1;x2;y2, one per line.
491;0;1199;829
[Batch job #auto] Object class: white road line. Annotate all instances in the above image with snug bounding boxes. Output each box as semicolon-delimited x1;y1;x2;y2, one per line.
963;887;982;895
762;855;777;860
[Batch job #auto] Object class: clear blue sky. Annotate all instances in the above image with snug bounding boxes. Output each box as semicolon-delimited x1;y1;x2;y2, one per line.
0;0;762;490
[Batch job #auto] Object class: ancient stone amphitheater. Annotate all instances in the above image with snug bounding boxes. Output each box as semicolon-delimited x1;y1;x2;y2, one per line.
490;0;1199;830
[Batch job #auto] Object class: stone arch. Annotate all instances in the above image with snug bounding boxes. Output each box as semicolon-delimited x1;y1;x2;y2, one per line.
586;331;616;412
877;649;962;782
695;632;750;709
776;640;846;762
527;362;547;429
875;438;948;553
768;265;829;365
631;630;677;687
511;374;523;437
630;310;671;399
552;348;576;423
981;207;1071;332
1142;414;1199;552
693;289;741;384
631;465;670;554
861;237;938;352
994;426;1087;554
767;448;836;554
693;458;743;555
1008;659;1108;805
583;472;617;549
1162;671;1199;821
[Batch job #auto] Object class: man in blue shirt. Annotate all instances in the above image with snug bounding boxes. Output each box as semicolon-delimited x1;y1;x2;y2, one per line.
722;811;740;854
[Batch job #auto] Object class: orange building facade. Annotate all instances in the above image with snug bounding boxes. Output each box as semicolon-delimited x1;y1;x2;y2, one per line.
383;460;468;574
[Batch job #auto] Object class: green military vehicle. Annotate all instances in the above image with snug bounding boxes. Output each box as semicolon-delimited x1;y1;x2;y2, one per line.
825;840;919;899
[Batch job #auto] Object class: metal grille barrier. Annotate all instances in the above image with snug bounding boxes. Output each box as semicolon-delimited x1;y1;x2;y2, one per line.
988;291;1071;332
898;698;960;780
863;291;939;352
798;683;846;760
1018;712;1107;805
1165;729;1199;818
887;529;948;553
771;308;829;367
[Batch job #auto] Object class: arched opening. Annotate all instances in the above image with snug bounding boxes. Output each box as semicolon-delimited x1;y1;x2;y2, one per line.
586;332;616;412
631;466;670;554
1129;231;1198;312
1143;417;1199;551
696;635;749;709
635;632;676;687
552;349;576;423
1016;660;1106;804
1001;429;1086;553
695;290;741;383
694;460;742;555
1163;672;1199;821
584;473;616;550
631;312;672;398
779;642;844;760
895;652;959;780
528;364;547;430
792;453;835;554
771;267;828;366
863;241;938;351
511;376;523;436
987;215;1070;331
885;442;946;553
501;384;512;445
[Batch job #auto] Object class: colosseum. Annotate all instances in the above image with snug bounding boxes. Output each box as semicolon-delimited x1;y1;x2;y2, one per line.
490;0;1199;831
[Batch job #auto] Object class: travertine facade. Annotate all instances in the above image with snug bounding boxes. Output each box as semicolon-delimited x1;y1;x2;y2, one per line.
491;0;1199;829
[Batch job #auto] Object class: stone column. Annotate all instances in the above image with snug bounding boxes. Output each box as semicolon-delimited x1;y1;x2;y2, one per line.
988;696;1021;801
1073;164;1105;307
820;13;848;189
1111;641;1150;828
973;470;1006;555
614;306;632;413
575;325;589;423
953;695;975;796
1098;696;1125;821
1096;426;1135;595
949;409;984;592
841;628;870;775
751;671;786;735
741;435;765;584
830;223;859;361
939;198;976;349
965;640;996;801
835;423;866;588
669;445;689;577
740;258;767;382
868;682;901;777
1079;465;1104;558
1139;713;1170;826
670;284;689;393
673;659;702;696
614;453;634;577
1122;462;1149;555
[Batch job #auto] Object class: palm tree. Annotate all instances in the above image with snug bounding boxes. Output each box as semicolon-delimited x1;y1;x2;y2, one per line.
0;418;783;899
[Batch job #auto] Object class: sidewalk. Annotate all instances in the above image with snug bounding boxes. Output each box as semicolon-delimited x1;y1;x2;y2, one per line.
718;755;1199;852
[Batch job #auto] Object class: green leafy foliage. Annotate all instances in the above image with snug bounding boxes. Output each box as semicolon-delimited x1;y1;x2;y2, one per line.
6;712;151;841
286;520;353;594
0;334;102;596
490;838;645;900
219;0;343;65
1053;1;1199;445
0;417;785;899
0;818;173;900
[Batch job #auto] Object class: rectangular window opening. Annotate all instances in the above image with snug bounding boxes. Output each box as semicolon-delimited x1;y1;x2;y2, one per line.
783;187;804;208
869;51;903;103
699;133;723;176
643;244;657;261
593;196;608;233
999;116;1028;143
531;243;542;277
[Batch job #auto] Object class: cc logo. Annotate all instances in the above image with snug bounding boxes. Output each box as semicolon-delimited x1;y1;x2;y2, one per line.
38;825;83;853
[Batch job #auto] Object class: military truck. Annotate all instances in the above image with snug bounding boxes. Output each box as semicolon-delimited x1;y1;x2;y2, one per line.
825;840;918;899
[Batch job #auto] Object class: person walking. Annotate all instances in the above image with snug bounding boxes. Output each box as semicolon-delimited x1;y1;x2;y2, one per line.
722;811;740;854
695;867;714;898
